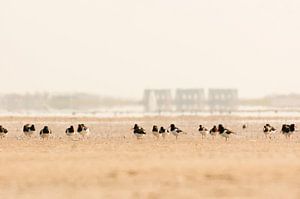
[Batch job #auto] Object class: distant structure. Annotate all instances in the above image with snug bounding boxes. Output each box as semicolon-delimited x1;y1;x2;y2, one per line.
143;88;239;113
143;89;173;112
175;89;205;112
208;89;239;112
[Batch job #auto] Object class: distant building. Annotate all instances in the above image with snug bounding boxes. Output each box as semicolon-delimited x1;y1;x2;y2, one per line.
143;88;239;113
175;89;205;112
143;89;173;112
208;89;239;112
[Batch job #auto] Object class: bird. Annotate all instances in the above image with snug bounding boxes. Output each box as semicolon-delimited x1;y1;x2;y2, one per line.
290;124;296;134
152;125;160;139
242;124;247;130
66;125;75;136
281;124;296;139
133;124;146;139
198;125;209;139
168;124;183;140
0;125;8;138
23;124;35;137
77;124;90;138
263;124;276;139
159;126;169;139
209;125;219;138
218;124;235;141
40;126;52;139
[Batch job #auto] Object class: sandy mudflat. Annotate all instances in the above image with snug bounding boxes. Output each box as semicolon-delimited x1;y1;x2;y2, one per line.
0;115;300;199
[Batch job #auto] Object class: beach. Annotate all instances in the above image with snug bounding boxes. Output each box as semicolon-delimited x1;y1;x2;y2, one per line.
0;116;299;199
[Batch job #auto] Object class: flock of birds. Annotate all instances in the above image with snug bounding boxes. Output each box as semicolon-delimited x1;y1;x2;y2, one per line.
0;124;90;139
132;123;236;141
132;123;297;141
0;122;296;141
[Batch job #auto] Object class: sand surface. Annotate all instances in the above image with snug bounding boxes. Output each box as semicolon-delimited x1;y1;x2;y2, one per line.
0;115;300;199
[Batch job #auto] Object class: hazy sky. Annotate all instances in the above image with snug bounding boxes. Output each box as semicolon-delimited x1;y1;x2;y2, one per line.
1;0;300;99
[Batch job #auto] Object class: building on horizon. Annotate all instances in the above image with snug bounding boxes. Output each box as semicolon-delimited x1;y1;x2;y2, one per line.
208;89;239;112
174;89;205;112
143;89;173;112
143;88;239;113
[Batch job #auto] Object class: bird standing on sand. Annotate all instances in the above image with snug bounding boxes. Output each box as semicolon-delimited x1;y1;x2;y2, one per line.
77;124;90;138
40;126;52;139
168;124;183;140
152;125;160;139
209;125;219;138
159;126;168;139
66;125;75;136
199;125;209;139
0;125;8;138
218;124;235;141
263;124;276;139
281;124;296;139
133;124;146;139
23;124;35;137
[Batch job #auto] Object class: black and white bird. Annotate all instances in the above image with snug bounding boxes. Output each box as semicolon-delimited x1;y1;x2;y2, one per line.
23;124;35;137
133;124;146;139
0;125;8;138
77;124;90;138
159;126;169;139
281;124;296;139
66;125;75;136
290;124;296;134
198;125;209;139
209;125;219;138
152;125;160;139
218;124;235;141
168;124;183;140
40;126;52;139
263;124;276;139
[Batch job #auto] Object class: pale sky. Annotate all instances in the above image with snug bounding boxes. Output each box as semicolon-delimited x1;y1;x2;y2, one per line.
0;0;299;99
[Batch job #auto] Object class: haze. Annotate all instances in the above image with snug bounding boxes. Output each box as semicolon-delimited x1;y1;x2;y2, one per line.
1;0;300;99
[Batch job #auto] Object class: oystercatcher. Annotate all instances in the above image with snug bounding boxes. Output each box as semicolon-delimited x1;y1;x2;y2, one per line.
77;124;90;138
23;124;35;137
66;125;75;136
40;126;52;139
133;124;146;139
168;124;183;140
218;124;235;141
263;124;276;139
199;125;209;139
159;126;168;139
209;125;219;138
281;124;296;139
152;125;160;139
0;125;8;138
